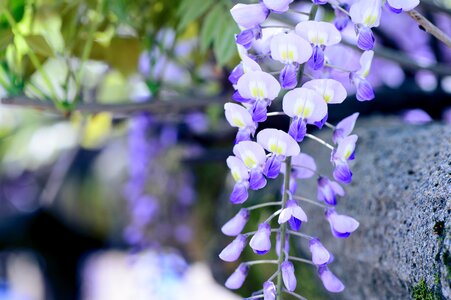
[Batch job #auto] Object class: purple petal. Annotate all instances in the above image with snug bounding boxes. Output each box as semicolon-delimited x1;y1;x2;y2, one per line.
403;109;433;125
249;223;272;255
309;238;332;265
289;216;302;231
225;263;249;289
232;90;253;103
385;1;402;13
230;3;269;29
229;63;245;85
318;266;345;293
333;160;353;184
219;234;247;262
249;168;267;190
313;0;328;4
280;64;298;89
263;281;277;300
289;117;307;142
333;112;359;144
236;128;252;144
281;261;297;292
357;27;375;51
314;113;328;129
309;45;325;70
263;155;282;179
230;182;249;204
252;101;268;123
221;209;250;236
236;29;255;47
355;77;375;101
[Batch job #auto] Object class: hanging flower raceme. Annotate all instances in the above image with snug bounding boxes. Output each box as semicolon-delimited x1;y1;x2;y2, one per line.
295;21;341;70
230;3;269;48
270;32;312;89
233;141;268;190
236;70;281;122
224;102;257;143
350;51;375;101
282;87;328;141
349;0;382;50
257;128;300;178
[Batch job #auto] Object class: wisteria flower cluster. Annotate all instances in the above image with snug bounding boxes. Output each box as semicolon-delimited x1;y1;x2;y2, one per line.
218;0;418;297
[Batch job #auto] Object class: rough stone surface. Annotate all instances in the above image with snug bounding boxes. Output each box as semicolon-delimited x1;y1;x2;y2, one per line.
301;117;451;300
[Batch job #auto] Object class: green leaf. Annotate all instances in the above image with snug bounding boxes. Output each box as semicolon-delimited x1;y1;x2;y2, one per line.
213;15;238;66
199;3;225;53
177;0;214;31
24;35;55;57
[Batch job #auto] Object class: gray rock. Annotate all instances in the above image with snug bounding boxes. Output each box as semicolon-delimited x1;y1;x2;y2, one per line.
300;117;451;300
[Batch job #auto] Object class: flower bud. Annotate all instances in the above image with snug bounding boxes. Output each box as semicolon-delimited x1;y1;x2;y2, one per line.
309;238;332;265
281;261;297;292
318;265;345;293
219;235;247;262
325;209;359;238
225;263;249;289
221;209;250;236
263;281;276;300
249;223;272;255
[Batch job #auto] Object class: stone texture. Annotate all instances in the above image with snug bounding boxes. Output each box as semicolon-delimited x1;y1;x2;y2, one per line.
301;117;451;300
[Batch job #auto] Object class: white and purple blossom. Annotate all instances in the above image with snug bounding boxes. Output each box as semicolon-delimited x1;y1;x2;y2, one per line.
236;71;281;122
219;234;247;262
257;128;300;177
226;156;250;204
283;87;328;140
230;3;269;29
221;208;250;236
349;0;382;50
224;102;257;143
233;141;267;189
331;134;357;184
278;199;308;231
309;238;333;265
249;222;272;255
291;152;317;179
318;265;345;293
334;4;350;30
270;32;312;88
326;209;359;238
281;261;297;292
225;263;250;289
303;79;347;104
295;21;342;69
350;51;375;101
229;46;262;85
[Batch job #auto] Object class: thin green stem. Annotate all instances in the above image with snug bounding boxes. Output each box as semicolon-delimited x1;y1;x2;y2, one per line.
265;208;282;223
293;195;329;209
246;260;278;266
325;63;352;73
287;230;314;240
246;201;282;211
267;111;286;117
288;256;315;266
305;133;334;150
243;228;280;237
325;122;336;130
287;9;310;16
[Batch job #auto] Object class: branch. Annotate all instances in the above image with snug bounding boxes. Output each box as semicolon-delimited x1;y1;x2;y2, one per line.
0;95;229;117
407;9;451;48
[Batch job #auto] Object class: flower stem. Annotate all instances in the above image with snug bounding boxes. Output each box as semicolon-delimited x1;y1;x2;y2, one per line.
267;111;286;117
325;122;336;130
305;133;334;150
287;230;314;240
246;201;283;211
265;208;282;223
243;228;280;237
293;195;329;209
246;260;278;266
288;256;315;265
406;9;451;48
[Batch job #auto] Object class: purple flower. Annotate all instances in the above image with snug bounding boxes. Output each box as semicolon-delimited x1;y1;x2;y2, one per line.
263;0;293;13
225;263;249;289
333;134;358;162
318;265;345;293
303;79;347;104
249;223;272;255
226;156;250;204
326;209;359;238
224;102;257;143
350;51;375;102
264;154;283;179
296;21;341;69
403;109;432;125
283;88;328;125
309;238;332;265
334;4;350;30
333;113;359;144
333;160;353;184
288;117;307;142
233;141;267;190
263;281;276;300
221;208;250;236
280;64;298;89
350;0;382;28
219;234;247;262
278;199;308;231
317;177;344;206
230;3;269;29
356;26;375;50
281;261;297;292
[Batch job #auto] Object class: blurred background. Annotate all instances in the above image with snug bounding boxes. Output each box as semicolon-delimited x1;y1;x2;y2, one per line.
0;0;449;299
